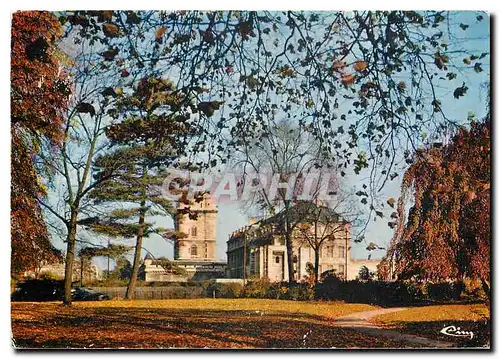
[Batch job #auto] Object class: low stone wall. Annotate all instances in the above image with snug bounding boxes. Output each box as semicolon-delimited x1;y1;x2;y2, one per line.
93;286;205;300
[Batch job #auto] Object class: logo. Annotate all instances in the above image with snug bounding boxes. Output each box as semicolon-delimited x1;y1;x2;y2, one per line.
161;169;339;204
440;325;474;339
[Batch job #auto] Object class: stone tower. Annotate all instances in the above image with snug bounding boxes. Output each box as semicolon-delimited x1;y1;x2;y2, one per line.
173;194;217;261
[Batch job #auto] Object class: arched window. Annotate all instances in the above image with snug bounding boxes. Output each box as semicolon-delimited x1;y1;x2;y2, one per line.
190;244;198;257
191;226;197;237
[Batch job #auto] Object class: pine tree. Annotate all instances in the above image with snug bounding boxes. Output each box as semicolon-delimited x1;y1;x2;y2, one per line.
86;76;195;299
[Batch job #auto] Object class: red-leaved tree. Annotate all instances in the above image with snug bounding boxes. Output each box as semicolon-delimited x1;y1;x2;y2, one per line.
11;11;70;275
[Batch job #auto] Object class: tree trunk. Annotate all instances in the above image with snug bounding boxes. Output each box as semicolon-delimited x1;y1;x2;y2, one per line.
63;209;78;305
80;256;84;287
313;220;319;285
285;230;295;283
125;200;146;300
314;247;320;285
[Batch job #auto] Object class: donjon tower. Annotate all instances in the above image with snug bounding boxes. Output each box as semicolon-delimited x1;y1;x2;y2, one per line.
173;194;218;261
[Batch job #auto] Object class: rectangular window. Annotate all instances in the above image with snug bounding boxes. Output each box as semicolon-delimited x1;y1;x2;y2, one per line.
339;264;345;274
339;246;345;258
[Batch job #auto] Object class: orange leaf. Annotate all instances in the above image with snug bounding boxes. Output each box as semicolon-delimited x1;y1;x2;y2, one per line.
353;60;368;73
341;73;356;86
102;23;120;38
155;26;166;41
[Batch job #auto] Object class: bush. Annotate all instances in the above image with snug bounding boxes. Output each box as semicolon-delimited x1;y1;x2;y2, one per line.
287;283;315;301
218;282;245;298
11;278;18;295
243;278;273;298
203;281;244;298
315;271;342;300
314;277;423;306
463;279;487;299
426;281;464;301
38;271;59;280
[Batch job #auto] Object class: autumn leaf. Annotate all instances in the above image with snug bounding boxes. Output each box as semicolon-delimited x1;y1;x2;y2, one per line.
397;81;406;93
332;60;347;72
102;87;117;97
75;102;96;117
453;82;468;99
387;198;396;208
237;20;253;40
434;51;449;70
198;101;224;117
126;11;140;24
121;69;130;78
366;242;377;251
155;26;166;41
341;73;356;86
102;23;120;38
102;47;119;61
353;60;368;73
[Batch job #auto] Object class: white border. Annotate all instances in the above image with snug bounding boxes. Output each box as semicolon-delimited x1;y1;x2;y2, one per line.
1;2;496;358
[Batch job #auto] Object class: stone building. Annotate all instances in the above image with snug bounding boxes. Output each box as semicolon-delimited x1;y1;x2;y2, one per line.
143;194;226;281
226;203;380;282
143;255;226;281
173;194;218;261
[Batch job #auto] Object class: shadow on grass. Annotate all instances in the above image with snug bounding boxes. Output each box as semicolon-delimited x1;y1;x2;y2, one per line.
387;319;490;348
369;298;488;309
12;306;416;349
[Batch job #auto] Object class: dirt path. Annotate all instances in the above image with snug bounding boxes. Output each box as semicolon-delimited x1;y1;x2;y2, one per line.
333;307;455;348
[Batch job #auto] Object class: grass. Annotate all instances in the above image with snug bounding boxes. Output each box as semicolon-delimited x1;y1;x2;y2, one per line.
372;303;490;348
12;299;419;349
77;298;376;319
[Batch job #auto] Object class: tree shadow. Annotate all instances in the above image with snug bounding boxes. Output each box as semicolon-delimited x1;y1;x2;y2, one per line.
12;307;418;349
385;319;490;348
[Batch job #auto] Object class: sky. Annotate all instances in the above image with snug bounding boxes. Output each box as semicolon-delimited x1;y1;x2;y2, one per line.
42;11;491;269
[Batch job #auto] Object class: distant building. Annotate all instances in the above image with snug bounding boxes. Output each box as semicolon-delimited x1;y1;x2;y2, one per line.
143;194;226;281
226;203;380;282
25;260;100;282
143;254;226;282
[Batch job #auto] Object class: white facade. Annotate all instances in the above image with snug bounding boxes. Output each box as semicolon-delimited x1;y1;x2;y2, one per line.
227;217;381;282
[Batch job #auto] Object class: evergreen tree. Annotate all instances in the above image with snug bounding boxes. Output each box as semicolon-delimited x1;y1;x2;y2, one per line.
86;76;195;299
